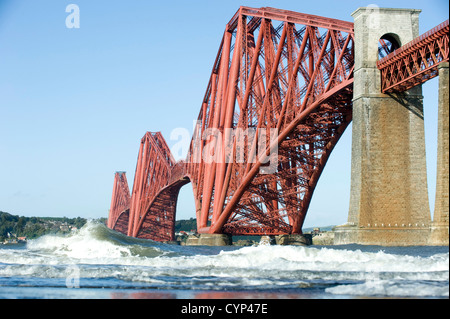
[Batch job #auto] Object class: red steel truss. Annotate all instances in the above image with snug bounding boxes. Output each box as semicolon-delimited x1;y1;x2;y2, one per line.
377;19;449;93
108;6;355;239
188;6;354;235
127;132;177;240
108;7;449;241
107;172;131;234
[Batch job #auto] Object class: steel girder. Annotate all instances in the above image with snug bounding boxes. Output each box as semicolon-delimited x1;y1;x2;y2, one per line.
107;6;355;240
127;132;176;238
135;177;190;241
107;133;186;241
186;7;355;235
377;19;449;93
107;172;131;235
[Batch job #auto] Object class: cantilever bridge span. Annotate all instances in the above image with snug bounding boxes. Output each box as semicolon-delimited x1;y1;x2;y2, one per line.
107;6;449;245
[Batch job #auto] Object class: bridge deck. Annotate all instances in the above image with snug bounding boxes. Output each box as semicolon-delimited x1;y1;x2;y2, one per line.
377;19;449;93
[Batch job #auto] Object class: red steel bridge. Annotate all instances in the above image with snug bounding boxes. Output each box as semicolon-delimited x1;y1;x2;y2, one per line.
107;7;449;241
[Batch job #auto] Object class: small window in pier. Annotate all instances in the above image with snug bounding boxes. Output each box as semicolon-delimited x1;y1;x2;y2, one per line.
378;33;401;60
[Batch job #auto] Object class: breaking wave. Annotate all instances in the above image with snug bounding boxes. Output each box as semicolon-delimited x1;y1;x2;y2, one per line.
26;220;172;261
0;220;448;298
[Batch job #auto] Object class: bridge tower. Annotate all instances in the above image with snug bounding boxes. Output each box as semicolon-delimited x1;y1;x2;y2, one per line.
430;62;449;245
335;7;431;245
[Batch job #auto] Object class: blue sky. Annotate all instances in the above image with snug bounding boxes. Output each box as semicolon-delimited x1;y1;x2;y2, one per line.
0;0;448;228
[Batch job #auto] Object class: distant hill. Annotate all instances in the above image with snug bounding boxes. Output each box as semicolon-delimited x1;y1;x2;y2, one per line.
0;211;87;241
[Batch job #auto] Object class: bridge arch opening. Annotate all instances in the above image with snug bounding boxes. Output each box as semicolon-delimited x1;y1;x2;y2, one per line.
174;178;197;221
378;33;401;60
303;123;353;228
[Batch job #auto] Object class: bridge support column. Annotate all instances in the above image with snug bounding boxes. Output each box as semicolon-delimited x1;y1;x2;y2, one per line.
430;62;449;245
335;8;431;245
186;234;231;246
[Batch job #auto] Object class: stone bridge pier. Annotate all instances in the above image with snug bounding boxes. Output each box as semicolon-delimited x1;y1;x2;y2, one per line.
429;62;449;245
335;8;433;245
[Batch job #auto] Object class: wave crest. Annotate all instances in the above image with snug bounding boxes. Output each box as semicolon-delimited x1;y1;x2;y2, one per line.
26;220;167;262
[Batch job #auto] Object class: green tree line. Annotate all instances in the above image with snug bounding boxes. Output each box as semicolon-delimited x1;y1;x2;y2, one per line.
174;218;197;233
0;211;87;241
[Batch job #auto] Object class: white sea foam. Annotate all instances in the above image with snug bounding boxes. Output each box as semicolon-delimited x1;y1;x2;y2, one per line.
325;280;450;297
0;221;448;297
27;222;140;259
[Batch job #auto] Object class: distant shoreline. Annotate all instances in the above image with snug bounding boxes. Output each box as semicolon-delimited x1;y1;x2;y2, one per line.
1;210;336;245
0;211;89;242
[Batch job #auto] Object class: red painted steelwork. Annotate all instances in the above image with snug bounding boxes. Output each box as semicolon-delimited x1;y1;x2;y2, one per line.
127;132;176;240
377;20;449;93
107;172;131;235
107;6;355;240
186;7;354;235
107;8;449;241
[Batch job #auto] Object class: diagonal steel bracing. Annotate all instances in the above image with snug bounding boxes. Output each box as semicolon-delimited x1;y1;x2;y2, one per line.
377;19;449;93
109;6;355;239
